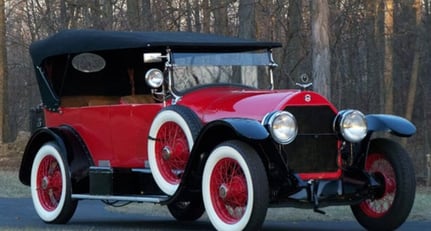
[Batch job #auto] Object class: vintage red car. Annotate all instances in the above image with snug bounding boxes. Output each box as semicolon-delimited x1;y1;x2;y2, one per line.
19;30;416;231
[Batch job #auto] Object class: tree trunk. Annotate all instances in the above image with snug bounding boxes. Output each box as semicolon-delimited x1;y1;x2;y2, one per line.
285;0;304;88
201;0;211;33
186;0;193;32
0;0;6;143
141;0;153;30
102;0;114;30
194;1;201;32
402;0;422;148
383;0;394;114
212;0;228;35
238;0;255;39
238;0;257;86
311;0;331;99
127;0;141;30
364;0;382;112
405;0;422;121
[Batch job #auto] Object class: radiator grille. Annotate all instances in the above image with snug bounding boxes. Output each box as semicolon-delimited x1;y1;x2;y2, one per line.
283;106;338;173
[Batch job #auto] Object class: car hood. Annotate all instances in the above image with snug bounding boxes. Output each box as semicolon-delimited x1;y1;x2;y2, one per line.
176;86;335;123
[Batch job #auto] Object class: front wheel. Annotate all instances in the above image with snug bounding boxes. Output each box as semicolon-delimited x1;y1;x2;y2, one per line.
202;140;269;231
351;138;416;231
148;105;201;195
30;142;77;223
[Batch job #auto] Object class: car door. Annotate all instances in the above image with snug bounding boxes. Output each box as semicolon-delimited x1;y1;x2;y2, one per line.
109;103;163;168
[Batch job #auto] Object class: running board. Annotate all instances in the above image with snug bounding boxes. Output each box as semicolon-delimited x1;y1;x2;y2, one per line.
72;194;169;203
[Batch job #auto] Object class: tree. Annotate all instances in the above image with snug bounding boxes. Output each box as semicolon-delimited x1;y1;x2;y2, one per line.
0;0;6;143
285;0;306;88
405;0;422;122
141;0;154;30
212;0;229;35
311;0;331;98
201;0;211;33
383;0;394;114
238;0;255;39
365;0;383;113
127;0;141;30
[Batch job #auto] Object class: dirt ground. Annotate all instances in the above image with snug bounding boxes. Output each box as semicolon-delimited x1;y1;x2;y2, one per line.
0;131;30;170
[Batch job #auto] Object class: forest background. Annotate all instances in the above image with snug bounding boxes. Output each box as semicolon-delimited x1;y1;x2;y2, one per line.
0;0;430;182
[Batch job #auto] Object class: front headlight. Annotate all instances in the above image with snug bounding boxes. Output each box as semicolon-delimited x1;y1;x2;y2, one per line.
334;110;367;143
263;111;298;144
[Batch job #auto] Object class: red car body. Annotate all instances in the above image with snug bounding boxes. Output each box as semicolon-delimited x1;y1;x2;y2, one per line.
46;87;339;179
19;30;417;231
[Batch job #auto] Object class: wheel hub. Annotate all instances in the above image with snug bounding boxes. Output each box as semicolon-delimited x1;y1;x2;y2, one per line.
219;184;228;199
41;176;49;190
162;146;172;160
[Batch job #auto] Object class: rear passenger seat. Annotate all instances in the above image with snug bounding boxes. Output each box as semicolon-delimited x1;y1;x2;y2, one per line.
61;96;119;107
60;95;154;107
120;95;154;104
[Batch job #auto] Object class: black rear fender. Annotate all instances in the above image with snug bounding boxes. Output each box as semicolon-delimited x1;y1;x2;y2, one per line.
19;128;65;185
19;126;93;190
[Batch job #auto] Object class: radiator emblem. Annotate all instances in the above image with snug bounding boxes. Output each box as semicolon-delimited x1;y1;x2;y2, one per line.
305;94;312;102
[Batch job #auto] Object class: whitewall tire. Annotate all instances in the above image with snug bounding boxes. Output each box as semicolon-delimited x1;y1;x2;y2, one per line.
202;140;268;231
148;105;201;195
30;142;77;223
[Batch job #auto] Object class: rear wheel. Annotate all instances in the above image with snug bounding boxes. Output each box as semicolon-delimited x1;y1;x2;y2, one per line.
148;105;201;195
351;138;415;231
202;140;269;231
30;142;77;224
167;197;205;221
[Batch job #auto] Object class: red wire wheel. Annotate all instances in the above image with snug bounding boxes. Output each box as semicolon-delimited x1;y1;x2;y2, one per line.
154;121;190;184
148;105;201;195
351;138;416;230
210;158;248;224
359;153;396;218
30;142;77;224
202;141;268;231
36;155;63;211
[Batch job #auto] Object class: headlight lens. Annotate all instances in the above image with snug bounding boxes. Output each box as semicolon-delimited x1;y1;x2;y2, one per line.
145;68;164;88
264;111;298;144
334;110;367;142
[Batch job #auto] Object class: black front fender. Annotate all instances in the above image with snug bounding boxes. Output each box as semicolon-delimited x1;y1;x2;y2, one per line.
168;118;270;204
366;114;416;137
191;118;270;158
216;118;270;140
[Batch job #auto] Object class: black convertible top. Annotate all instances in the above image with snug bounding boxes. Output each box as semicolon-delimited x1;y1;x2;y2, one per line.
30;30;281;111
30;29;282;66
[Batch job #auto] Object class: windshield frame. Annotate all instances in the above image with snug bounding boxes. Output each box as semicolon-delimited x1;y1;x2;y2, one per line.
166;49;277;100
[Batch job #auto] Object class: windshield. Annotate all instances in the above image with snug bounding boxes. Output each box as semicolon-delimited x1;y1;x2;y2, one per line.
171;52;273;93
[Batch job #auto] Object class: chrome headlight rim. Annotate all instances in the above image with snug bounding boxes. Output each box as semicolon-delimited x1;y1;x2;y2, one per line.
263;110;298;145
145;68;164;88
334;109;368;143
